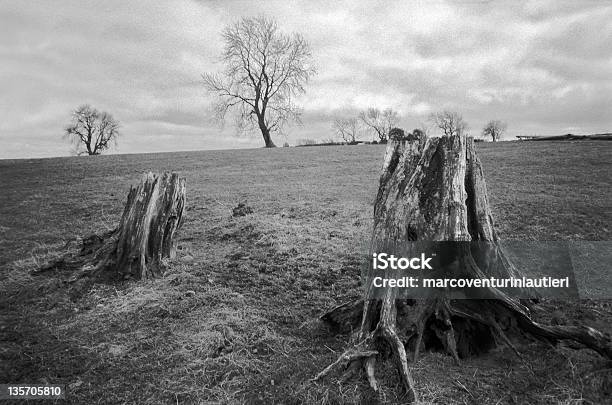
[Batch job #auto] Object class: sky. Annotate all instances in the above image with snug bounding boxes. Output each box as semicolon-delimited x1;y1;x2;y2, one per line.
1;0;611;158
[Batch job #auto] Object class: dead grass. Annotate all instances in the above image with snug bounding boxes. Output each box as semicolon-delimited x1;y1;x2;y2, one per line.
1;141;611;404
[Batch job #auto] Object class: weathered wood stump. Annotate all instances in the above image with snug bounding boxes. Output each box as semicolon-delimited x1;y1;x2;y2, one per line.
317;130;612;402
39;172;185;280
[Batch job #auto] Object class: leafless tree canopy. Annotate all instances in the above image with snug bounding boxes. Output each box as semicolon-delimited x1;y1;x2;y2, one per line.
359;107;399;142
332;117;360;143
429;110;468;137
482;119;507;142
203;16;315;148
64;104;119;155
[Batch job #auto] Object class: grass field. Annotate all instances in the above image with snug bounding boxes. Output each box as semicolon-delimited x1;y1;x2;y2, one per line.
1;141;611;404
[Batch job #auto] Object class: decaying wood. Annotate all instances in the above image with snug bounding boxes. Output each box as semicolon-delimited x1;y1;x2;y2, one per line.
318;129;612;401
37;172;186;280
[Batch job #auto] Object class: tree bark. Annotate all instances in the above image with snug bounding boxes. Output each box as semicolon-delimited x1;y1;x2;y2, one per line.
38;172;186;281
257;114;276;148
318;132;612;401
260;125;276;148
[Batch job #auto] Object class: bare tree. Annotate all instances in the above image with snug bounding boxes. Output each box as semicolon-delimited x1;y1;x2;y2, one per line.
359;107;400;142
332;117;360;143
482;119;507;142
429;110;468;137
64;105;120;155
203;16;315;148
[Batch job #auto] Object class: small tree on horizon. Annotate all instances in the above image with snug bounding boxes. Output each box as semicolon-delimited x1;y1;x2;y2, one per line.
359;107;400;142
429;110;468;137
203;16;315;148
64;104;120;156
332;117;360;143
483;119;507;142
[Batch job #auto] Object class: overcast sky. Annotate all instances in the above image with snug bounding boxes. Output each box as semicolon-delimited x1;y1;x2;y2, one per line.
1;0;611;158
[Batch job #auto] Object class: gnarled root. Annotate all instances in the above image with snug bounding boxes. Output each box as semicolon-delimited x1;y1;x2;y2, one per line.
319;295;612;403
311;337;378;383
316;298;420;402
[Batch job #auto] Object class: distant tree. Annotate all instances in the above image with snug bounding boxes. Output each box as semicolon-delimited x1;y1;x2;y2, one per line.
359;107;400;142
482;120;507;142
429;110;468;137
203;16;315;148
332;117;360;143
64;105;120;155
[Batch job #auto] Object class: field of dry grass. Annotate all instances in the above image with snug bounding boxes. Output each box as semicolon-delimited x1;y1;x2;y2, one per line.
1;141;611;404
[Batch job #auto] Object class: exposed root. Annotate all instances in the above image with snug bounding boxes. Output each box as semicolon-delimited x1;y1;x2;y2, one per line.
339;359;362;383
444;328;460;364
412;301;431;363
365;356;378;391
381;325;418;402
520;318;612;359
432;301;461;363
312;345;378;382
317;298;419;402
489;315;522;358
378;293;419;402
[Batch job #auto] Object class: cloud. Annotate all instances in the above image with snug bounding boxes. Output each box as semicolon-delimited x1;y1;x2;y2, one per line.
0;0;610;158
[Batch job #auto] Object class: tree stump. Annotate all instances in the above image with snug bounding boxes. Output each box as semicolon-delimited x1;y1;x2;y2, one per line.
317;130;612;402
39;172;186;281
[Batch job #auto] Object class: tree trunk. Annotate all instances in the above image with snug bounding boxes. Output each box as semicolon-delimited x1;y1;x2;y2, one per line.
262;129;276;148
258;120;276;148
38;172;186;281
317;131;612;401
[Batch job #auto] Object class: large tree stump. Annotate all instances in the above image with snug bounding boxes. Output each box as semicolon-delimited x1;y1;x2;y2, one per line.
317;130;612;402
39;172;186;280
